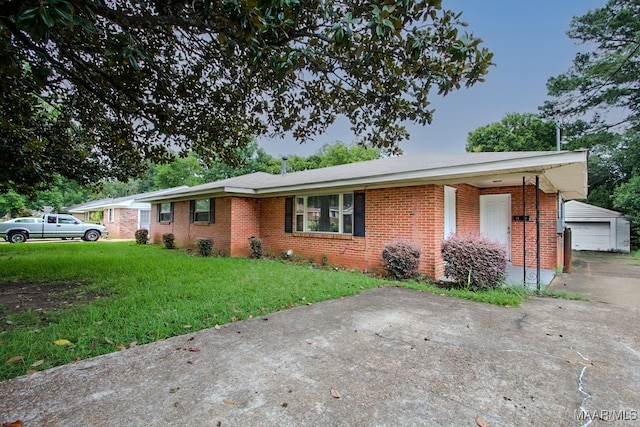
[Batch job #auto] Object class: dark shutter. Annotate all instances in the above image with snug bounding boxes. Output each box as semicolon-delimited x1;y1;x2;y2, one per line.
169;202;174;223
209;198;215;224
156;204;161;222
189;200;195;224
353;191;365;237
285;197;293;233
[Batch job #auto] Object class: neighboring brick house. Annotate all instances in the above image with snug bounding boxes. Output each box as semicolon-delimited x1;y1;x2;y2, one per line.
139;151;588;280
66;187;188;239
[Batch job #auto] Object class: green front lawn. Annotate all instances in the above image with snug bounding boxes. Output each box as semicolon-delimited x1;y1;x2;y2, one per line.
0;241;536;381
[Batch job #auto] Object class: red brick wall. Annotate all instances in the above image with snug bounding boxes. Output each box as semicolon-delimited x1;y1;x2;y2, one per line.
258;186;448;278
105;208;139;239
229;198;261;257
480;186;560;270
454;184;481;234
150;199;232;255
149;183;562;274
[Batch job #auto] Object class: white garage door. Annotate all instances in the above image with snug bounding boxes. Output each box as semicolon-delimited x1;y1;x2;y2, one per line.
568;222;611;251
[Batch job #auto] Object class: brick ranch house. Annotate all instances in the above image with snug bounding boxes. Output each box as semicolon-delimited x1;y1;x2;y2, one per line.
140;151;588;280
66;187;187;239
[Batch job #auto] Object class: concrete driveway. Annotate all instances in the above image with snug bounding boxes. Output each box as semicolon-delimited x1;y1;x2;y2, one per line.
1;286;639;427
550;251;640;309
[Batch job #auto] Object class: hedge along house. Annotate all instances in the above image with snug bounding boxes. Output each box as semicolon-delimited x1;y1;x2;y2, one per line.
140;151;588;283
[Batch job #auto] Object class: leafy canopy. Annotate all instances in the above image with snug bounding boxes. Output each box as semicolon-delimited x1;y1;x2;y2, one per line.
0;0;493;194
466;113;557;153
542;0;640;132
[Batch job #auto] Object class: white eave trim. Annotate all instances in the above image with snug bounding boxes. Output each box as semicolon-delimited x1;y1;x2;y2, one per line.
138;151;588;202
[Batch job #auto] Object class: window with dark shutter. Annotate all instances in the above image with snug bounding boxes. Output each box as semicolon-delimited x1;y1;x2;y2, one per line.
285;197;293;233
353;191;365;237
159;202;172;222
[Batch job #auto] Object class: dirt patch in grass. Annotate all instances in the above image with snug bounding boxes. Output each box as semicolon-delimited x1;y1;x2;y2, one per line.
0;280;105;318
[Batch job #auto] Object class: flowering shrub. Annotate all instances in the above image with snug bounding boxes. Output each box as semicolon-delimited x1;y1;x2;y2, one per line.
162;233;175;249
441;233;507;290
249;237;263;259
134;229;149;245
197;238;213;257
382;241;421;280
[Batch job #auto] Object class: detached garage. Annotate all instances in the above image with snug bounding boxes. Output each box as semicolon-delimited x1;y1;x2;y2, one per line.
565;200;630;252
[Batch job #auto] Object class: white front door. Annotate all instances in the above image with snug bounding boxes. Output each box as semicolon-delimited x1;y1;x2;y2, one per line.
480;194;511;259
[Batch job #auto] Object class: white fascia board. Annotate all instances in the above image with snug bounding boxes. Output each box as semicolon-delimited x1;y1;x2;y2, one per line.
139;188;233;203
129;202;152;210
223;186;257;195
254;152;587;196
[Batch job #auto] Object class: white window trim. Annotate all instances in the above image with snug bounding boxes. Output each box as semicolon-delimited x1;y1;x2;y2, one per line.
296;193;353;234
444;186;457;238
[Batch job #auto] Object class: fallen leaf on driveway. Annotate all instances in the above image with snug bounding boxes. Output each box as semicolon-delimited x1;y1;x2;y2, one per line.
188;347;200;352
2;420;22;427
223;399;236;405
330;389;341;399
169;387;180;393
475;415;488;427
4;356;23;365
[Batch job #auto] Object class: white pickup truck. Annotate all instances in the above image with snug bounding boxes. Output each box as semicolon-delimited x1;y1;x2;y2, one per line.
0;214;108;243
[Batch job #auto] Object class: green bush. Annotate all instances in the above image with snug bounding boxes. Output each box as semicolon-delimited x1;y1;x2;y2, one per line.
441;233;507;290
134;229;149;245
162;233;175;249
249;237;263;259
382;241;421;280
197;238;213;257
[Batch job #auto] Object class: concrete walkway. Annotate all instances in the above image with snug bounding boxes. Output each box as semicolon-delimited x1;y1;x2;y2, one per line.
1;286;638;427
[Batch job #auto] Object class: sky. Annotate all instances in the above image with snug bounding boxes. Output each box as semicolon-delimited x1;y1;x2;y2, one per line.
257;0;607;158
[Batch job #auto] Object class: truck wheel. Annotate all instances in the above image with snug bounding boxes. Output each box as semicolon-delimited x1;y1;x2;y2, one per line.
83;230;101;242
8;231;28;243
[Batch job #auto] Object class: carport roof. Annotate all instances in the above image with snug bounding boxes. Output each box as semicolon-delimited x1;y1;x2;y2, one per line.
138;150;588;202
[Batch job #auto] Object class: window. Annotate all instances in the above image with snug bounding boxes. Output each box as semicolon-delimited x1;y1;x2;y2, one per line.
189;198;214;223
58;216;78;225
15;219;37;223
295;193;354;234
444;186;457;237
107;208;115;223
158;202;173;222
139;210;150;229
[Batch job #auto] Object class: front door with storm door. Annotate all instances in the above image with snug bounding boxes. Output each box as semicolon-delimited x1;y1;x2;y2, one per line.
480;194;511;260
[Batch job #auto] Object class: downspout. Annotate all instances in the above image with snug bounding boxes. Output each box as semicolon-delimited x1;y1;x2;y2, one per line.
536;175;541;292
523;177;526;286
556;116;564;270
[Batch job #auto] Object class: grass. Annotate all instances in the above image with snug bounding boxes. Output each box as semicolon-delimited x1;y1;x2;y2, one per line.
0;241;575;381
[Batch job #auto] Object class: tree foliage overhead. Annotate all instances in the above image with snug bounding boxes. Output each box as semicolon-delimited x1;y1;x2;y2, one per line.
542;0;640;132
466;113;557;153
0;0;493;194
